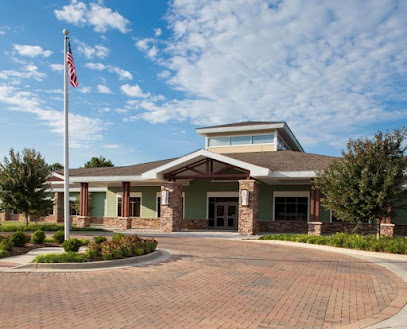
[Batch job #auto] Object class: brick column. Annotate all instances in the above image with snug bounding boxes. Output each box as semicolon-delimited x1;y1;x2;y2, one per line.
238;180;259;235
380;224;395;238
54;192;63;222
161;182;183;232
80;183;89;217
315;188;320;222
308;222;322;236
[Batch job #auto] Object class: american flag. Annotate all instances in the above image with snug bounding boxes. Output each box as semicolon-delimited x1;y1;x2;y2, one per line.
66;39;78;88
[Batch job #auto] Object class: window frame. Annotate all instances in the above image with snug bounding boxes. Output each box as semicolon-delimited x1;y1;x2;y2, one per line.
272;191;310;222
207;133;276;148
116;192;142;217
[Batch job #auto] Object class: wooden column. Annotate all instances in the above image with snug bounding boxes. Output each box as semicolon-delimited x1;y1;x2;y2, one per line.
121;182;131;217
310;188;315;222
315;189;320;222
80;183;89;217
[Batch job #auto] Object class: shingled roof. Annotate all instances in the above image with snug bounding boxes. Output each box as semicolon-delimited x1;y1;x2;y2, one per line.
53;151;338;180
54;158;175;177
225;151;338;172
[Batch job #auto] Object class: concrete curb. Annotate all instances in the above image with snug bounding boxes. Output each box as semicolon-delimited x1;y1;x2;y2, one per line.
9;249;172;272
245;239;407;261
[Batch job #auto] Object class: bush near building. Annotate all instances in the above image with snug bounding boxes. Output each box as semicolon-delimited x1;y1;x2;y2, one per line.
260;233;407;254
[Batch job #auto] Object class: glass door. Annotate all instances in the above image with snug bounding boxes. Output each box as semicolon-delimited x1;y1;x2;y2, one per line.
214;203;238;230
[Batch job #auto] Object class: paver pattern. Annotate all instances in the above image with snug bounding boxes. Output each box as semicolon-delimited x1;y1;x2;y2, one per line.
0;236;405;329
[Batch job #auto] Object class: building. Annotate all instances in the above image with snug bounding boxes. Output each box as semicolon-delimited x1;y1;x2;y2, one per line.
4;121;407;236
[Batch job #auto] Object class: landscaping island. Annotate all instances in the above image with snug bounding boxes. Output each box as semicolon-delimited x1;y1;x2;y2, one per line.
260;233;407;254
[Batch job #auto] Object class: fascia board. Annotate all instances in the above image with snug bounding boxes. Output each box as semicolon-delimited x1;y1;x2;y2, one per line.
196;123;284;135
269;171;316;178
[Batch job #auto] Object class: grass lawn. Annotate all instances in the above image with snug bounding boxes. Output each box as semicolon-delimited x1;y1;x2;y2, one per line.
0;221;106;232
260;233;407;254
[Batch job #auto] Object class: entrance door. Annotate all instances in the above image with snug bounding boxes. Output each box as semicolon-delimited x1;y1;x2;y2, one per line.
215;203;238;230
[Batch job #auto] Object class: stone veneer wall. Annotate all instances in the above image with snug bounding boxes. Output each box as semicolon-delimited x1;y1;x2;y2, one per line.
183;219;209;230
161;183;183;232
131;217;161;229
321;222;378;235
257;221;308;234
238;180;259;235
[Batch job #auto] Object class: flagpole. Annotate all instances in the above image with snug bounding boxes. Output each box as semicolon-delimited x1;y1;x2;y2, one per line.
63;29;70;241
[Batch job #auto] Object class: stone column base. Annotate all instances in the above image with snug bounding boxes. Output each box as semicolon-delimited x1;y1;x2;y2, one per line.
77;216;91;228
308;222;323;236
380;223;395;238
118;217;131;230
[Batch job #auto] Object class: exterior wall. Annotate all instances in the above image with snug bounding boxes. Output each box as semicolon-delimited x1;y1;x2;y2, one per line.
90;192;106;217
106;186;161;218
183;180;239;219
393;193;407;225
208;144;276;154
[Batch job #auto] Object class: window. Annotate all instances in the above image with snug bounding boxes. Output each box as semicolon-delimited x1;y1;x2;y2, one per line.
231;136;251;145
208;197;239;227
208;134;275;147
275;197;308;221
157;196;161;218
49;206;54;215
69;201;78;216
208;137;230;147
117;196;141;217
277;137;290;150
252;134;274;144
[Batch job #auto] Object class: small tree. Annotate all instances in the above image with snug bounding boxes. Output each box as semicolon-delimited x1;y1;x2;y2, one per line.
48;162;63;171
315;128;407;238
84;156;114;168
0;148;54;226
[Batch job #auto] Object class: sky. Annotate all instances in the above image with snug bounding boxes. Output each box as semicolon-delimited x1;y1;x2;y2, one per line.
0;0;406;168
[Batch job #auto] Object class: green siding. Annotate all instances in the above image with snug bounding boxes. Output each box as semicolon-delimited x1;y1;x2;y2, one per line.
90;192;106;217
183;180;239;219
106;186;160;218
393;192;407;225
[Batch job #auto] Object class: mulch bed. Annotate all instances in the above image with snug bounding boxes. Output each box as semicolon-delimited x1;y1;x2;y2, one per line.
8;242;61;257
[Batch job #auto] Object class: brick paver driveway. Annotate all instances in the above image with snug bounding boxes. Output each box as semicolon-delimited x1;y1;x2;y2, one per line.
0;236;406;329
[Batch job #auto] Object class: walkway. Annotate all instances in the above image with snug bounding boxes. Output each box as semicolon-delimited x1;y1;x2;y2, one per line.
0;236;406;328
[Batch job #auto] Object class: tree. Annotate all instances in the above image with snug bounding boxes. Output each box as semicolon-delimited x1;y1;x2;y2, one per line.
84;156;114;168
48;162;64;171
315;128;407;238
0;148;54;226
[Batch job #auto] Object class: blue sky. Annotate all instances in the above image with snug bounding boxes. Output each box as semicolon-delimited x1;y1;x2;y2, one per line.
0;0;406;167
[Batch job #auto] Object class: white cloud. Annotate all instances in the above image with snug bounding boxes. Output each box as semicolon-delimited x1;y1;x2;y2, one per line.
54;1;130;33
85;62;132;79
13;44;52;57
130;0;407;149
120;84;150;98
136;38;158;58
97;84;112;94
49;64;64;72
0;85;105;148
77;41;109;59
0;65;46;84
78;86;91;94
154;28;162;37
157;70;171;79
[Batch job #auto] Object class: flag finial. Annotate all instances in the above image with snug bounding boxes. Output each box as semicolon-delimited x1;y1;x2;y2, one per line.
63;29;69;35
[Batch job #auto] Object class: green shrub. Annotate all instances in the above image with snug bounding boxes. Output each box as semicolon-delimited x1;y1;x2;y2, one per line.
93;236;107;244
32;230;46;244
112;233;124;242
84;242;101;260
33;252;86;263
144;238;158;253
79;239;90;246
10;231;31;247
62;238;82;252
0;248;10;258
44;238;55;243
134;247;144;256
0;235;13;251
0;222;106;233
52;230;65;244
101;241;123;260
